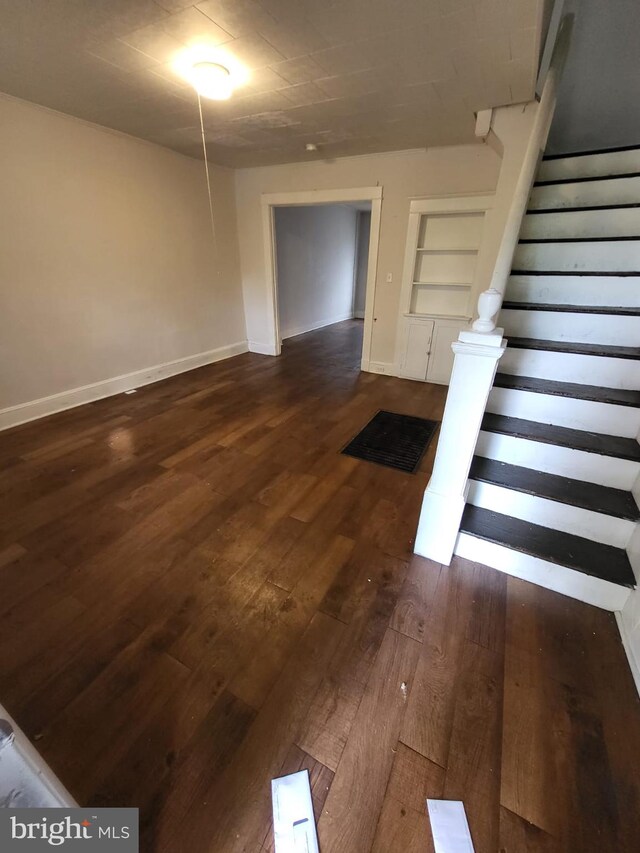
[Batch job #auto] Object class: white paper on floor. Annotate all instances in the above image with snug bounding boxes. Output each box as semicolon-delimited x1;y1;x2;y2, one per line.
271;769;319;853
426;799;475;853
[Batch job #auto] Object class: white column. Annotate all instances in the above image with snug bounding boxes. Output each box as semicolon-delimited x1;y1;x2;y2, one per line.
414;326;506;565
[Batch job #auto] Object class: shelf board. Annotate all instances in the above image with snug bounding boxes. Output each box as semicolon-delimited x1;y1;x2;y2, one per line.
416;246;480;253
412;280;472;288
404;312;471;321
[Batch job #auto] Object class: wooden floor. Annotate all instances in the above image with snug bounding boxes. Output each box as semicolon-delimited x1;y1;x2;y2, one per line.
1;320;639;852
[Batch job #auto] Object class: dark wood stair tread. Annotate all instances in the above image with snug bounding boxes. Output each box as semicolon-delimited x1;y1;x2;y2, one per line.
502;301;640;316
481;413;640;461
534;171;640;186
470;455;640;520
460;505;636;588
543;143;640;159
512;269;640;277
494;373;640;407
505;337;640;359
527;203;640;214
519;236;640;243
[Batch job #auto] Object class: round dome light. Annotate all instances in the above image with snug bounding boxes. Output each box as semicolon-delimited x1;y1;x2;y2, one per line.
190;61;233;100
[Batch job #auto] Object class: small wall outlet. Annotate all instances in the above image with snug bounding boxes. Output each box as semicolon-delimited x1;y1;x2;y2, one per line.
386;272;393;283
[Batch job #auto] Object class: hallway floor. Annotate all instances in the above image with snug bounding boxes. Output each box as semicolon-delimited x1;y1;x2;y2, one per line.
0;320;639;851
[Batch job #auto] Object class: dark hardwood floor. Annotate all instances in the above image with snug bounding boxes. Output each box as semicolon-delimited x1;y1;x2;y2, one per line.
1;320;639;852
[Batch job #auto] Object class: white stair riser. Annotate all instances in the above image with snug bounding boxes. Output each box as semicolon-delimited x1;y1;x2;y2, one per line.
454;532;630;611
506;274;640;307
501;309;640;346
476;430;640;490
538;150;640;182
521;207;640;240
514;240;640;272
467;480;634;548
487;387;640;437
500;347;640;390
469;152;640;609
529;176;640;210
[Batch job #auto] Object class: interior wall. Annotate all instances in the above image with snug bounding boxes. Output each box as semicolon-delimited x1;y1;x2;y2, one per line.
234;145;500;367
620;588;640;694
620;524;640;693
0;93;246;416
275;204;357;340
353;211;371;319
546;0;640;154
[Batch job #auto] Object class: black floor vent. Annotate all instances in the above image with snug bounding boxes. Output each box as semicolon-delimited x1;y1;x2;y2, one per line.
342;410;439;473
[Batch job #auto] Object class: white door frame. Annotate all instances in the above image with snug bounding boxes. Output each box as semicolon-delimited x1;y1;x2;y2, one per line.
260;186;383;370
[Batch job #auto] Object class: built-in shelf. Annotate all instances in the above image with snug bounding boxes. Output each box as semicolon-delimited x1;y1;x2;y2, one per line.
416;247;479;254
411;274;472;316
404;312;471;320
412;280;472;288
416;246;478;254
397;194;494;385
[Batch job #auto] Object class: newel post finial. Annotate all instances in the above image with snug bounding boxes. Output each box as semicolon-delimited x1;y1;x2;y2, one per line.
472;287;502;332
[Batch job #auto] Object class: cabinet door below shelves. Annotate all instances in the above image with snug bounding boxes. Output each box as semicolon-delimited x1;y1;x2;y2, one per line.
426;323;464;385
400;318;434;381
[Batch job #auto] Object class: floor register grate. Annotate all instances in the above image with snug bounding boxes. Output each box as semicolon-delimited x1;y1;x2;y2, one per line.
341;410;439;473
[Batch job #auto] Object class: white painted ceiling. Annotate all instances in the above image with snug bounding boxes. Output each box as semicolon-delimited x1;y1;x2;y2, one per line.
0;0;548;167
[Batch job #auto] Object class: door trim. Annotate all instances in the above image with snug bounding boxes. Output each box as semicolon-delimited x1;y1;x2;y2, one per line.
260;186;383;370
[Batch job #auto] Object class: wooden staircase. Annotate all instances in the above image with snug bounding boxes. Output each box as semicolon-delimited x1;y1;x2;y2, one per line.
455;145;640;610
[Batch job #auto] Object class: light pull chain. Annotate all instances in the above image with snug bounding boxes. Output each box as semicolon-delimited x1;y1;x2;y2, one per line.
197;92;219;266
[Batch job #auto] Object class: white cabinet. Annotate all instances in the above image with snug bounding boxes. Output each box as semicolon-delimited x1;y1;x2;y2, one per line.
426;321;462;384
399;317;433;380
396;194;494;385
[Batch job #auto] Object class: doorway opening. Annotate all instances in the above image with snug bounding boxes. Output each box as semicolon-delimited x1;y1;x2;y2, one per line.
273;202;371;352
261;187;382;369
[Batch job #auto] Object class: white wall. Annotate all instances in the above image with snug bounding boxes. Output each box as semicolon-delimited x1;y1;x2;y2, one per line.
353;211;371;319
619;592;640;695
275;205;357;340
619;518;640;695
0;93;246;424
234;145;500;367
547;0;640;154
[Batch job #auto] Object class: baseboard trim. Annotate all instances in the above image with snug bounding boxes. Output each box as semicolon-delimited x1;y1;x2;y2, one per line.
281;313;354;340
354;310;365;319
248;341;278;356
0;341;249;432
615;611;640;698
365;361;397;375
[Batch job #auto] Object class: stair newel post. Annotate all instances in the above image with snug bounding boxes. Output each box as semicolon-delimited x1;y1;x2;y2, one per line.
413;16;573;568
414;296;506;565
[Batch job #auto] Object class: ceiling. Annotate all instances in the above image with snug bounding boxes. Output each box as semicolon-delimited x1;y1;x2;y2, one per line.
0;0;548;168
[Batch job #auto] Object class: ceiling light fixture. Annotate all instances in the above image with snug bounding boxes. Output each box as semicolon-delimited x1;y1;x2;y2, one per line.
305;143;318;152
174;46;249;100
190;61;233;100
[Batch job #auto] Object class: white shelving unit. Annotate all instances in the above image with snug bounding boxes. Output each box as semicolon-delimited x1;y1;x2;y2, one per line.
395;194;494;384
